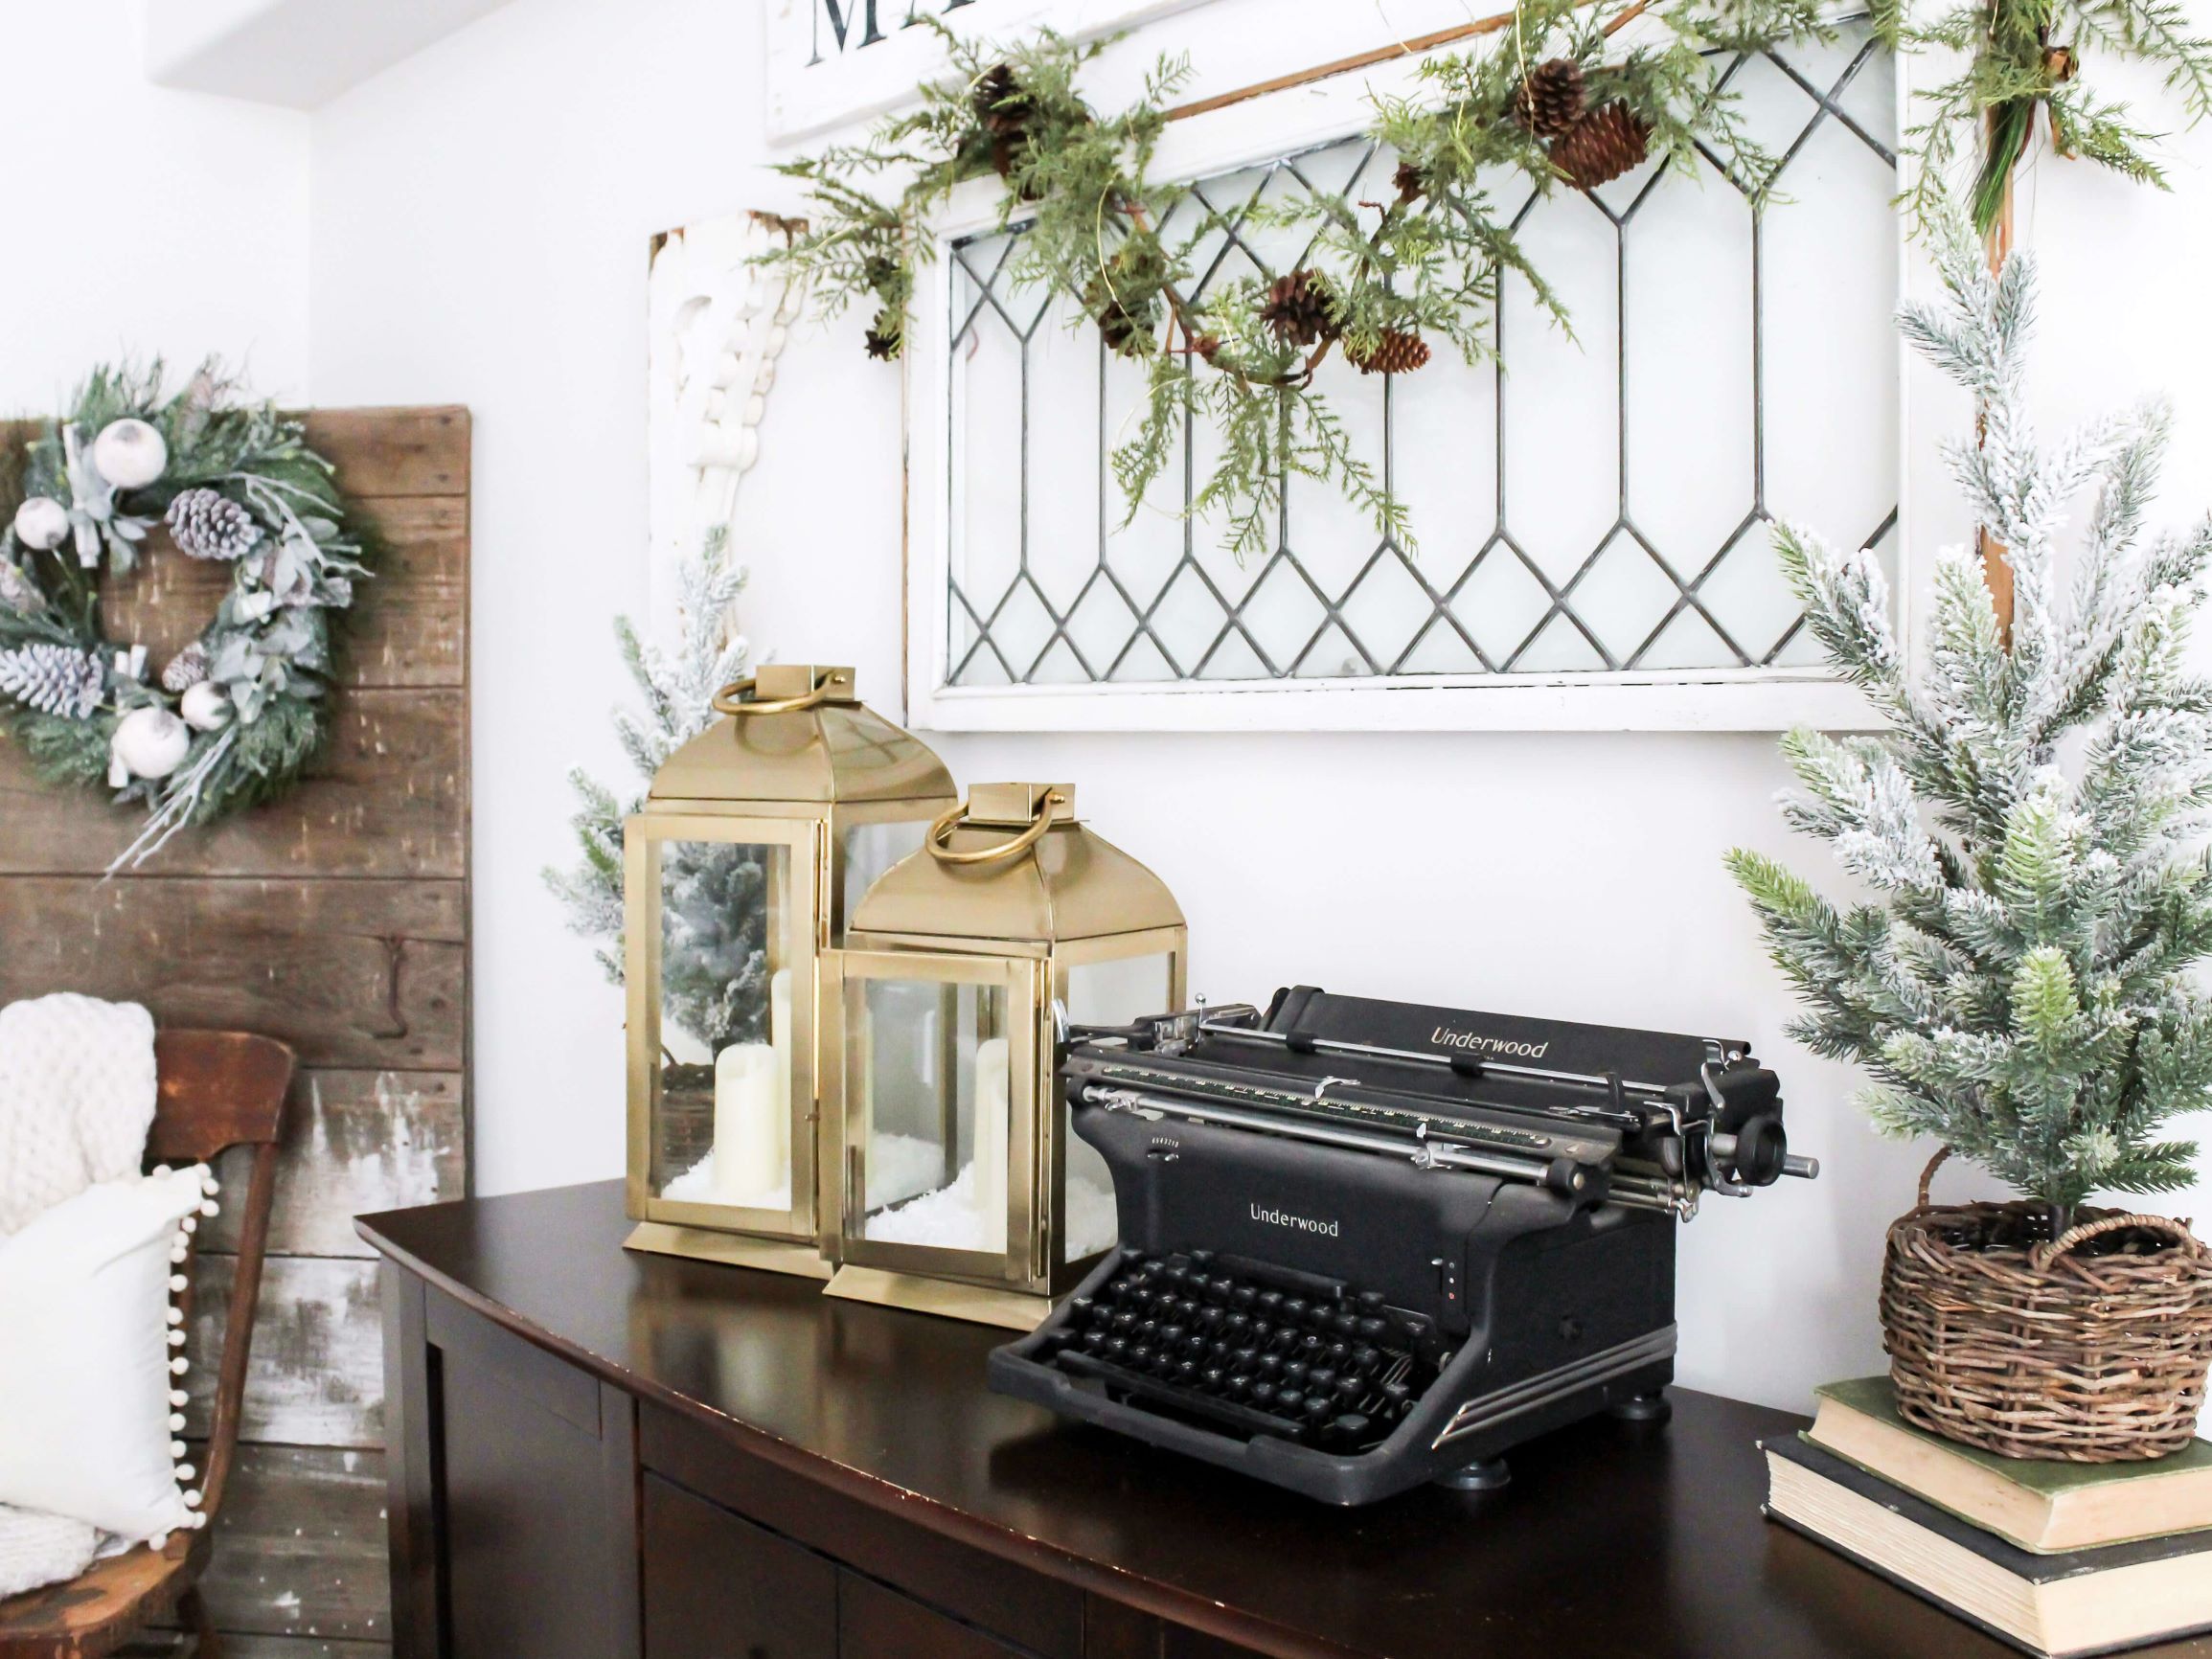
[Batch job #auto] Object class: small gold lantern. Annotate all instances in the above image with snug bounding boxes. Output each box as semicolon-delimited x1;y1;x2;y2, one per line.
624;665;957;1277
821;783;1188;1328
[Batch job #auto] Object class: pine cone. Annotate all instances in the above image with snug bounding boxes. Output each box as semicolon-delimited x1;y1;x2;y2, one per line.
162;642;211;693
972;64;1032;138
973;63;1038;180
1393;159;1428;203
1189;332;1223;364
166;488;262;562
1260;268;1336;349
0;642;103;719
1347;330;1432;376
864;308;902;361
1551;102;1653;190
1097;302;1151;356
1515;57;1587;138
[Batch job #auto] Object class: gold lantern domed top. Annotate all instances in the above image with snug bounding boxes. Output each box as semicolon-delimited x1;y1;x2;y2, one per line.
846;784;1186;948
625;665;958;1279
822;784;1189;1328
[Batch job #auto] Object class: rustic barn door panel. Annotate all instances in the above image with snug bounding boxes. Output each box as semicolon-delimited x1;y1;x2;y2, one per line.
0;406;469;1656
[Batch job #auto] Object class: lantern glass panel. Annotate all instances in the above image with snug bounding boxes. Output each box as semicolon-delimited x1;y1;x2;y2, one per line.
648;837;796;1210
852;974;1012;1253
1058;952;1174;1265
842;819;929;925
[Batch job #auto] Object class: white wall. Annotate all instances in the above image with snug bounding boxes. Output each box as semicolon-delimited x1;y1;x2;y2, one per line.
0;1;309;413
306;0;2212;1413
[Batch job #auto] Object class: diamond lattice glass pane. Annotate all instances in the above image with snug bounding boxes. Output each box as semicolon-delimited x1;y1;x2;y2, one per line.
1241;556;1328;670
1624;150;1754;579
1028;295;1104;614
1340;549;1434;672
1457;545;1553;665
1500;191;1620;587
1762;116;1899;550
1575;534;1684;666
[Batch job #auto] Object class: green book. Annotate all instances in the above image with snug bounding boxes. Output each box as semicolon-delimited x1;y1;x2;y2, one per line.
1806;1375;2212;1554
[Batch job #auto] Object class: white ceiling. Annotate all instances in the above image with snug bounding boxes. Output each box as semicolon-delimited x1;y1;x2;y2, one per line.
145;0;519;109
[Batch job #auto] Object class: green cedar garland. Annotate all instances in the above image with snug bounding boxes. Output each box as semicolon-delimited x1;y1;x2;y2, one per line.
1880;0;2212;239
1728;219;2212;1230
0;362;367;867
763;0;1834;561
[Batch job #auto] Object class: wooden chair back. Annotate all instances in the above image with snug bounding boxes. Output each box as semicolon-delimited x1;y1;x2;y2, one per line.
147;1031;295;1520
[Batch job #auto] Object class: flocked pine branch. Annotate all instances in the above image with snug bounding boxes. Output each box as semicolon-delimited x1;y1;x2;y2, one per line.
1730;214;2212;1227
543;529;768;1048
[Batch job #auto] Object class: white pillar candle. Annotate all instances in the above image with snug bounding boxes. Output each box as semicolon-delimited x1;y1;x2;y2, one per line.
769;967;793;1173
970;1036;1010;1254
712;1042;780;1205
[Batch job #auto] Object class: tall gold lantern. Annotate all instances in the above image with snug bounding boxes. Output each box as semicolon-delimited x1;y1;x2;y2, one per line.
624;665;957;1277
821;783;1188;1329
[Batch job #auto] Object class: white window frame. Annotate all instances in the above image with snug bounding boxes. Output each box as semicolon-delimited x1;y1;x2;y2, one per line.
901;16;1915;733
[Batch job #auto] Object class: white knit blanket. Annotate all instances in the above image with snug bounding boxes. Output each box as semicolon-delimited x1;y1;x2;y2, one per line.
0;994;159;1601
0;994;158;1239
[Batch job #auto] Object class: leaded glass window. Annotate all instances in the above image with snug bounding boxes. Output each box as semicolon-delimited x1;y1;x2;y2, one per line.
922;23;1897;718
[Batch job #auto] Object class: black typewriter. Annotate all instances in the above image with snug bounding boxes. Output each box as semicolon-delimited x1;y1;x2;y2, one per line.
988;985;1817;1505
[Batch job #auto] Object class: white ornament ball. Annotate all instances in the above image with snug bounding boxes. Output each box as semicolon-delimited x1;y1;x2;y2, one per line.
12;496;69;552
111;706;193;782
91;419;169;489
179;681;233;733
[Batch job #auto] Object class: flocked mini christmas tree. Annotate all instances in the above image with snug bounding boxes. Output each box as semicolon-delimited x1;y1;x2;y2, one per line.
544;529;770;1052
1729;219;2212;1233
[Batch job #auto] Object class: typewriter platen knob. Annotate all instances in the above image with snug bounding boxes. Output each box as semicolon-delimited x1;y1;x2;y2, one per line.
1723;1114;1790;1186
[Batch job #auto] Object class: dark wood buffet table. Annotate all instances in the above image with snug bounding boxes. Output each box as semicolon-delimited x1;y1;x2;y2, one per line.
360;1181;2212;1659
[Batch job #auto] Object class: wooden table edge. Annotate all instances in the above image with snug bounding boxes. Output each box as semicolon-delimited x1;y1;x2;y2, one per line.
356;1209;1372;1659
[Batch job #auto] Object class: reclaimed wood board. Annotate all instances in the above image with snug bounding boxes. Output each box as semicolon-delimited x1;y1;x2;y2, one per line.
200;1070;466;1258
0;875;466;1069
186;1255;386;1448
182;1444;392;1643
0;689;465;877
0;407;467;1651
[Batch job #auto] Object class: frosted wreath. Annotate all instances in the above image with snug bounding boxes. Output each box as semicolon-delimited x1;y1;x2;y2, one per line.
0;362;367;870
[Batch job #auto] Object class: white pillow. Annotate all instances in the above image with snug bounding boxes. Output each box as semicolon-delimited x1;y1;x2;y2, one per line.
0;1166;214;1543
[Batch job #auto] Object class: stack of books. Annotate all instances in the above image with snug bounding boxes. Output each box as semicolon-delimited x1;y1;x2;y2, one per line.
1765;1377;2212;1656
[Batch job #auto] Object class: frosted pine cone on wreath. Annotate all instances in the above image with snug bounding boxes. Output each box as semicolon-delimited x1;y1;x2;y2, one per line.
0;644;104;720
165;489;262;562
160;644;211;694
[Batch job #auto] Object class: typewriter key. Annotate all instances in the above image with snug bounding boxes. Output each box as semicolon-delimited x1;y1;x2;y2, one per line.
1281;1298;1308;1323
1283;1360;1310;1384
1276;1389;1304;1413
1249;1381;1277;1406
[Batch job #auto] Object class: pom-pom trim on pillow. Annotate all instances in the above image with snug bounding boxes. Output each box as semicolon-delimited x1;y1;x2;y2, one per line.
0;1165;217;1545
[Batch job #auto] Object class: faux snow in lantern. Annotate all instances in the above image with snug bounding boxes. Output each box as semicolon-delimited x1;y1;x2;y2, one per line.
624;664;957;1277
821;783;1188;1328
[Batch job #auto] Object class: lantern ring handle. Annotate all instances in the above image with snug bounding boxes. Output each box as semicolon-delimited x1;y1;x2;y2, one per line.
926;792;1066;867
712;670;836;717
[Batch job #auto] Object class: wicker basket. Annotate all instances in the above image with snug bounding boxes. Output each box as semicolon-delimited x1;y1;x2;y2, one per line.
1881;1149;2212;1462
